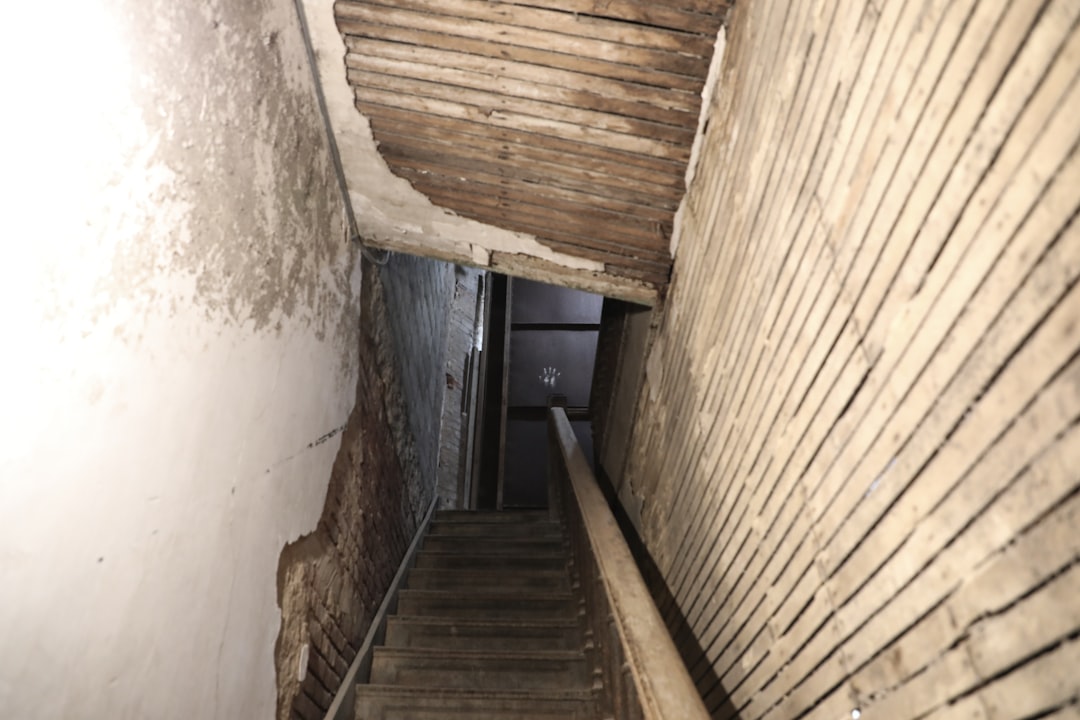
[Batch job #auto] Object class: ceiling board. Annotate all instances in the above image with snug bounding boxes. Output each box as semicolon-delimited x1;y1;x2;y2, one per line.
335;0;729;289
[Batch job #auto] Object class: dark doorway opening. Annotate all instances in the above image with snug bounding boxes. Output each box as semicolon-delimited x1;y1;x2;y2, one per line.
471;276;602;509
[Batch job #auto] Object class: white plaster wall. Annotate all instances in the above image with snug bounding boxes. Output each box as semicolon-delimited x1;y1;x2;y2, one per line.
0;1;360;718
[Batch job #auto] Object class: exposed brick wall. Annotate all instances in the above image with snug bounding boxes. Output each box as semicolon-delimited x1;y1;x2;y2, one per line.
274;252;454;720
436;267;481;507
379;253;457;491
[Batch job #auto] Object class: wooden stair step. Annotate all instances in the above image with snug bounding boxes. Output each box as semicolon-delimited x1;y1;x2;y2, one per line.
396;589;578;621
355;685;596;719
413;550;566;571
370;647;589;690
433;510;554;524
421;534;565;554
406;567;571;593
385;615;583;651
350;509;590;719
427;520;563;538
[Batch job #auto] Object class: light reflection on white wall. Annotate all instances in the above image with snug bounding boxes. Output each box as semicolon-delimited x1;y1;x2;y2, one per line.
0;2;140;458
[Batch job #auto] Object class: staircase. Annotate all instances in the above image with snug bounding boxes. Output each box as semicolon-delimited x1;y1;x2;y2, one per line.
354;509;597;719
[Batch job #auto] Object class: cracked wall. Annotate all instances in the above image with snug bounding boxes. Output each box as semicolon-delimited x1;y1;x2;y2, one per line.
274;255;453;720
0;0;364;717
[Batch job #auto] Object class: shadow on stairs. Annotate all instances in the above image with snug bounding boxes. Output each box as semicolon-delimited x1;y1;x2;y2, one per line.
355;509;597;720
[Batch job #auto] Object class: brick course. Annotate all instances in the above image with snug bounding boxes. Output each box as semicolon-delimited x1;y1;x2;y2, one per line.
274;253;455;720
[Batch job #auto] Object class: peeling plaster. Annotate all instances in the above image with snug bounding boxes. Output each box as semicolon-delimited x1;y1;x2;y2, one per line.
295;0;666;306
671;26;728;258
300;0;603;274
0;1;362;719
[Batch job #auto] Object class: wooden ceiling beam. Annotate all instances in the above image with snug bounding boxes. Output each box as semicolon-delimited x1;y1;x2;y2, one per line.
337;0;716;55
346;52;699;128
409;177;673;257
346;38;702;112
336;18;706;91
372;129;685;201
335;4;708;76
488;0;726;34
353;84;691;160
373;128;684;203
358;100;687;176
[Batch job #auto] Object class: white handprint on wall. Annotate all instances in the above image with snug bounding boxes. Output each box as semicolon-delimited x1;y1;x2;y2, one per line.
540;366;561;389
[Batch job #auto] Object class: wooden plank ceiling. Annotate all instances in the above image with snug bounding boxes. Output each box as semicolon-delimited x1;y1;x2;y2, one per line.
335;0;728;290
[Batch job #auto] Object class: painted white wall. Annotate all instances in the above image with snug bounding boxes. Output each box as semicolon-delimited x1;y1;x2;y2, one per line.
0;1;361;717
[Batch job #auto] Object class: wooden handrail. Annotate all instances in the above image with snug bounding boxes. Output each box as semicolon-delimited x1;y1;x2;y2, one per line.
548;407;709;720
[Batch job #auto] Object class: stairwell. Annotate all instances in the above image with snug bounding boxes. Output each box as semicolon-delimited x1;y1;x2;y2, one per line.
355;509;597;719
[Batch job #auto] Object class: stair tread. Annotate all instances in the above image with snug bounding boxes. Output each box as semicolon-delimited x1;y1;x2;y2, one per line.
429;521;561;530
396;589;578;622
414;552;567;566
425;526;565;537
374;646;586;661
422;538;564;551
356;686;596;703
356;692;594;719
434;510;555;523
385;614;583;651
397;588;574;600
358;684;592;698
388;615;579;628
408;567;567;577
430;518;561;527
370;646;589;691
425;534;562;541
355;510;592;718
425;536;563;541
406;568;570;591
416;550;565;559
413;555;567;571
